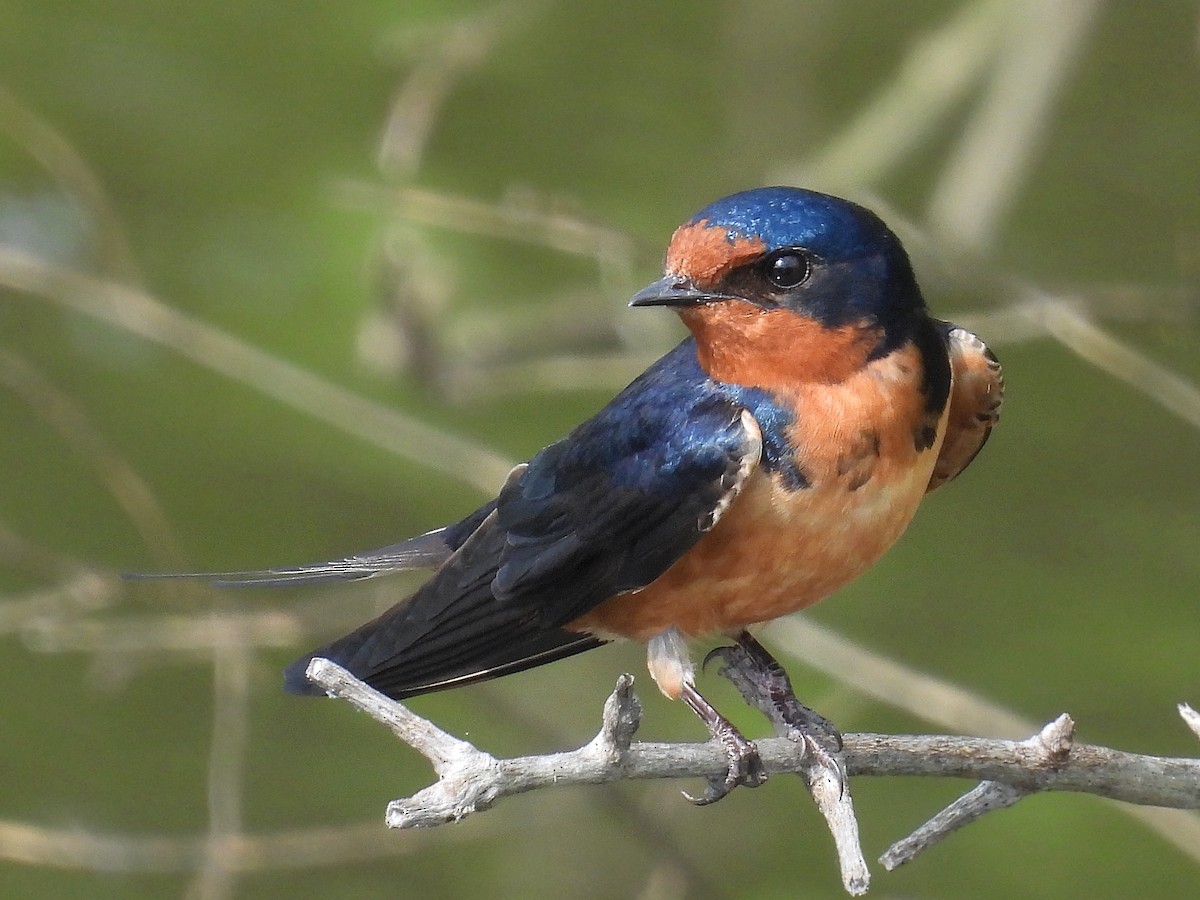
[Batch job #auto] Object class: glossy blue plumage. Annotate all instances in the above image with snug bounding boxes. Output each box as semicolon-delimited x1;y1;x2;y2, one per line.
689;186;894;262
277;187;948;697
280;333;816;696
493;339;803;623
687;186;921;336
163;187;1000;706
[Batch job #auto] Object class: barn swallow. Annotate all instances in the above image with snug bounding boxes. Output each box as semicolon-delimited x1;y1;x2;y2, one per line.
150;187;1002;802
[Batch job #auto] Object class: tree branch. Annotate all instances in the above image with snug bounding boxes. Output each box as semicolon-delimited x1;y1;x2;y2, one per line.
306;659;1200;895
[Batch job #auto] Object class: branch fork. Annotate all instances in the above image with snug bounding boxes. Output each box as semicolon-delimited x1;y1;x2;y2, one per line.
305;658;1200;896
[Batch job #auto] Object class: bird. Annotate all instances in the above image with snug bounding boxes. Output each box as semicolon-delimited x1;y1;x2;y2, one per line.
146;186;1003;803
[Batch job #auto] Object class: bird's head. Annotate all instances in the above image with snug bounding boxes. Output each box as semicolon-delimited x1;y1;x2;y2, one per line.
631;187;925;388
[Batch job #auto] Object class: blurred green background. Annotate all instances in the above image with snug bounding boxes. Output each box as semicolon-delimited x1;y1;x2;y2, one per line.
1;1;1198;897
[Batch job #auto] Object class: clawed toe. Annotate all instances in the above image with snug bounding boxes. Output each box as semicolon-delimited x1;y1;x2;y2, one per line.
784;705;843;753
679;681;767;805
669;632;847;805
683;726;767;805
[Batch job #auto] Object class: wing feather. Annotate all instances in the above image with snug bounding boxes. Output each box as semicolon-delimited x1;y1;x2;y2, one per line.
927;323;1004;491
290;343;765;699
124;530;452;588
125;500;500;588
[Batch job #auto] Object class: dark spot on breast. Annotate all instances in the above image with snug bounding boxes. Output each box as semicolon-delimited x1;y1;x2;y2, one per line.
913;418;939;452
837;429;880;491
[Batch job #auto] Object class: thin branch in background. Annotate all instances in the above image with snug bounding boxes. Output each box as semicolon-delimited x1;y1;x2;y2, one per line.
0;347;189;570
22;610;304;655
0;86;142;283
0;510;127;630
0;518;96;580
926;0;1103;249
339;182;650;387
337;182;641;264
771;0;1010;190
944;287;1197;346
359;1;647;389
362;4;484;388
188;641;253;900
374;1;548;178
23;610;304;697
1018;293;1200;431
0;817;467;873
0;571;118;635
363;2;634;391
0;247;516;495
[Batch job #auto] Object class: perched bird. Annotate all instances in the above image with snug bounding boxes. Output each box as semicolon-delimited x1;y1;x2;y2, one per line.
156;187;1002;802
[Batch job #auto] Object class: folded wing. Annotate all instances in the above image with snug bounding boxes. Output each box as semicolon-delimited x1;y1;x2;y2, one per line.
289;356;764;699
927;322;1004;491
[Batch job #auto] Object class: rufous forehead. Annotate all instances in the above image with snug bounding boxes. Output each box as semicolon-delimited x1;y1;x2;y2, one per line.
664;219;767;288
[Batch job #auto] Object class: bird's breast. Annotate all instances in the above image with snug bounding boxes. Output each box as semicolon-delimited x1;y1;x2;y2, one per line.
571;341;947;641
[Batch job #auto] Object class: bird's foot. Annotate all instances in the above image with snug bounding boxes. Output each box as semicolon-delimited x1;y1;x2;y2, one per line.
679;682;767;805
705;633;843;768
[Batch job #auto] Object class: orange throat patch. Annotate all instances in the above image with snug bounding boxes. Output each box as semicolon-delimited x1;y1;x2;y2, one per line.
679;304;882;390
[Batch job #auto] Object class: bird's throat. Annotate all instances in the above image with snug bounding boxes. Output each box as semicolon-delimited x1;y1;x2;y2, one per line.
681;305;881;390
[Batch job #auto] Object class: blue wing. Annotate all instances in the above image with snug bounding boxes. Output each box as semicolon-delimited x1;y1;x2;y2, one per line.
286;341;764;699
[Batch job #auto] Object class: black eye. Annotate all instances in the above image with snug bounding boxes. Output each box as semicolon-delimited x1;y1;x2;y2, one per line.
763;249;811;290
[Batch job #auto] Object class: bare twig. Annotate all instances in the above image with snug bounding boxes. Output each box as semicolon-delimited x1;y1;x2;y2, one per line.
710;641;868;894
306;659;1200;895
879;714;1075;870
189;641;253;900
1181;704;1200;743
769;617;1200;866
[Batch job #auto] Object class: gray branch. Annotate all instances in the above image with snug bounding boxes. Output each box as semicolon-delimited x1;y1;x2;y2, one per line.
306;659;1200;896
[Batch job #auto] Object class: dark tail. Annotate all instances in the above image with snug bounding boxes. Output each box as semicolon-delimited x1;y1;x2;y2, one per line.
284;516;604;699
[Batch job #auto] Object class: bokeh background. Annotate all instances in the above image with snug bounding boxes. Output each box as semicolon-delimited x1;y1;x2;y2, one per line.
2;1;1198;897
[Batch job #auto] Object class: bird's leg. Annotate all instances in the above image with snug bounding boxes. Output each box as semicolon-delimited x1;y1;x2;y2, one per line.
677;681;767;805
646;628;766;805
706;631;842;764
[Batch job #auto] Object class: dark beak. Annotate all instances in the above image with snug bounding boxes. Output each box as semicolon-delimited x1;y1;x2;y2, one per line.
628;274;736;308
